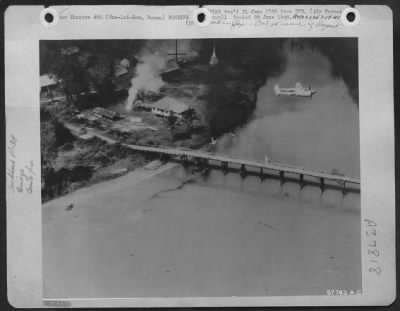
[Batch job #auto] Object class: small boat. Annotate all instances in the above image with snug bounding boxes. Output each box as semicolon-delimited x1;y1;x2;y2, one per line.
274;82;316;97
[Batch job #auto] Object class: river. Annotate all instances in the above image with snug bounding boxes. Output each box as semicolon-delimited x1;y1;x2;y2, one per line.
43;40;361;298
216;40;360;177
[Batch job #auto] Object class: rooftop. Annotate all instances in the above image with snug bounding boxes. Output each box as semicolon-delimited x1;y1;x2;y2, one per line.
40;74;58;87
149;96;188;114
93;107;121;120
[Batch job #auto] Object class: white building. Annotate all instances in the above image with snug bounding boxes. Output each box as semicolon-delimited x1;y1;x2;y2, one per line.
209;44;218;65
40;74;57;91
40;74;58;100
148;96;188;119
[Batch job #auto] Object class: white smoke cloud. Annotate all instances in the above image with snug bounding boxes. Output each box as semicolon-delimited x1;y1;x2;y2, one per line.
125;40;200;111
126;54;166;111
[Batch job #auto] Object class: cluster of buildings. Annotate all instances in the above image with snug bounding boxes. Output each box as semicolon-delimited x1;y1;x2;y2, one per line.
41;42;215;137
75;107;122;130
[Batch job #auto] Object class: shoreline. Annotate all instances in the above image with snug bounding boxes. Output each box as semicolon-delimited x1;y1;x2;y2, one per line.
42;162;178;207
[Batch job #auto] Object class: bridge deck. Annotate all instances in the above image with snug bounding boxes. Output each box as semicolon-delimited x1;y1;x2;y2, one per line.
124;143;360;185
65;121;359;185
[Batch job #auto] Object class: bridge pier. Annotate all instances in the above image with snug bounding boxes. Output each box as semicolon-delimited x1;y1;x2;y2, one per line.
196;158;209;176
259;168;265;182
240;164;246;178
342;181;346;195
299;174;304;189
280;171;285;185
180;154;189;166
195;158;208;168
194;157;202;167
201;163;210;176
159;153;169;163
320;177;325;192
221;161;228;175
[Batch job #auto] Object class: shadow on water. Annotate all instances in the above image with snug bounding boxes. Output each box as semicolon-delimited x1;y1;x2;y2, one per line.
163;161;360;216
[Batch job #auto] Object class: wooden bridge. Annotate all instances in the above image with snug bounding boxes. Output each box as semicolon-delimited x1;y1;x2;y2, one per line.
123;142;360;194
65;122;360;194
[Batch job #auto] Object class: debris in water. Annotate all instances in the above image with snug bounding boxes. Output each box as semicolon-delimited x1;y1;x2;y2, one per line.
150;178;195;199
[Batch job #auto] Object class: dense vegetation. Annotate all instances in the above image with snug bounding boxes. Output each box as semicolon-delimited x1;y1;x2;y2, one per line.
41;106;150;202
309;38;358;102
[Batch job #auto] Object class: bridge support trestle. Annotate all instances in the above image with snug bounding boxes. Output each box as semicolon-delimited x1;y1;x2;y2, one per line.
159;153;169;163
299;174;304;189
259;168;264;182
280;171;285;185
320;177;325;192
240;164;246;178
195;158;209;176
221;161;228;175
180;154;189;166
138;149;358;193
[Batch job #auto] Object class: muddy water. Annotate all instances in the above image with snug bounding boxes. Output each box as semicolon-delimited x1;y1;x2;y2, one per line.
43;41;361;298
216;41;359;177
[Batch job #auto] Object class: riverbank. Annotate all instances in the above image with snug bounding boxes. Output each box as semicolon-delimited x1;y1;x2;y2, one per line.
40;132;154;202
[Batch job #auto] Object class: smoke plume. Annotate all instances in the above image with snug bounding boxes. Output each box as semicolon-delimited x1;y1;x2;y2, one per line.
126;54;166;111
125;40;200;111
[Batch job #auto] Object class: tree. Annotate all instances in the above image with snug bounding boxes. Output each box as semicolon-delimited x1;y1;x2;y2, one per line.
53;54;88;102
181;108;198;125
53;121;75;147
167;112;178;129
87;54;113;94
166;111;178;141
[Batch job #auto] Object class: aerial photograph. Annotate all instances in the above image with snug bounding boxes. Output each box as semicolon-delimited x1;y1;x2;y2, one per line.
40;38;361;298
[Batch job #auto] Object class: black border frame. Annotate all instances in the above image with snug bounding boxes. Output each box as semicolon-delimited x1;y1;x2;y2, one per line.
1;0;399;310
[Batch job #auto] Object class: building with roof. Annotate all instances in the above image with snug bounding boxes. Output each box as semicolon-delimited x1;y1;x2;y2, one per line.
61;46;80;56
40;74;58;92
93;107;122;121
147;96;188;119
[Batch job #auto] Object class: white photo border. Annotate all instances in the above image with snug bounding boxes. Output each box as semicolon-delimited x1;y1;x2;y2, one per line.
5;4;395;307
